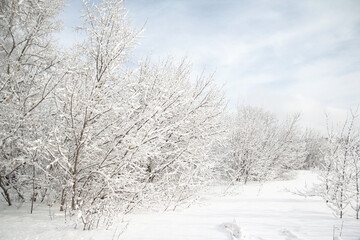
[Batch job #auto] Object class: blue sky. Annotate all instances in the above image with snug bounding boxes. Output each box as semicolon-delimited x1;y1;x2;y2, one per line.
58;0;360;133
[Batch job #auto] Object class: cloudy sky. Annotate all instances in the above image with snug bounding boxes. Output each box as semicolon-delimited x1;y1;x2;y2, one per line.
59;0;360;133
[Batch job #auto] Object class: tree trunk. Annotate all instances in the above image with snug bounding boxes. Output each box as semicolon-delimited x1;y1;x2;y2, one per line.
0;175;12;206
60;188;66;211
30;164;36;214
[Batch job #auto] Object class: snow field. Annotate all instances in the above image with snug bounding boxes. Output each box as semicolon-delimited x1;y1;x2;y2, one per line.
0;171;359;240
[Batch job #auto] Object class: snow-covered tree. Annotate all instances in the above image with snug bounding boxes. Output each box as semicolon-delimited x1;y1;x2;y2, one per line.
320;110;360;219
50;55;225;229
302;129;326;169
121;58;226;212
0;0;226;229
36;0;226;229
350;140;360;219
0;0;65;206
222;106;305;184
41;0;140;228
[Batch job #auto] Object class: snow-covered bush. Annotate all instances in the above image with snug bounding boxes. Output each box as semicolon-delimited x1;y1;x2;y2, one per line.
319;110;360;219
222;106;305;184
302;130;326;170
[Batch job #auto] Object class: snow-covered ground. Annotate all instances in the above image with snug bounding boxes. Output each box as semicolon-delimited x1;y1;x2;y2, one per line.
1;171;359;240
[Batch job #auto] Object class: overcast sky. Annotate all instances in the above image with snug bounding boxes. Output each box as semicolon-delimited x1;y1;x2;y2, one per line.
58;0;360;133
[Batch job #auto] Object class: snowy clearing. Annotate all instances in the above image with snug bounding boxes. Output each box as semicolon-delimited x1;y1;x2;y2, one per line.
1;171;359;240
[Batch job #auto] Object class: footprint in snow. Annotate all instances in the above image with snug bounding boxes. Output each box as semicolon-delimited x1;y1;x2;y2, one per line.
281;229;303;240
222;219;245;240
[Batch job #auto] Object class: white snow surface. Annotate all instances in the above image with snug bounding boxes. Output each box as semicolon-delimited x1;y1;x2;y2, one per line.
1;171;359;240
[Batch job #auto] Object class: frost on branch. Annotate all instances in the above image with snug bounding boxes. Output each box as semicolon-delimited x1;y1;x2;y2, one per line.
0;0;65;207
